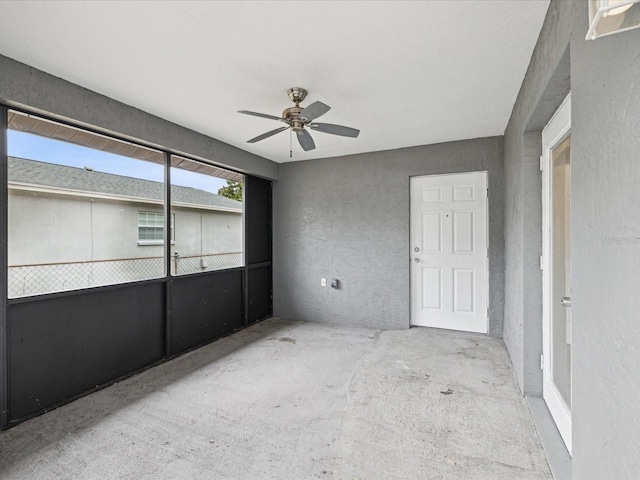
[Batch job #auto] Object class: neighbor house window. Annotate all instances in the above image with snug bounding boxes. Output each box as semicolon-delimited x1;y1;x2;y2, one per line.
138;212;175;245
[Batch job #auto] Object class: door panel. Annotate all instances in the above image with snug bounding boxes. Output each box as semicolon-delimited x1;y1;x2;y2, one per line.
542;92;572;454
422;212;442;252
453;269;475;314
422;268;443;310
411;171;488;333
453;210;475;254
453;185;475;202
422;187;443;203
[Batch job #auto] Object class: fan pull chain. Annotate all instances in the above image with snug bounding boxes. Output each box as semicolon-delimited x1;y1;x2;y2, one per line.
290;128;293;158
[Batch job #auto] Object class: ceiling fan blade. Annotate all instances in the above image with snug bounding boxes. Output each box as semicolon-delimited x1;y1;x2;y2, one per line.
296;129;316;151
309;123;360;138
238;110;284;122
299;101;331;122
247;126;288;143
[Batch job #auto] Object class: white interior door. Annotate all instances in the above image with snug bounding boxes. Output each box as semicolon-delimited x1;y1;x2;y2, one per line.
410;172;488;333
542;93;572;454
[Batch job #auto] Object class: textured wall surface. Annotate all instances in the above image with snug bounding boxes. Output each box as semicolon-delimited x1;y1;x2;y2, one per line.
274;137;504;334
504;0;640;477
521;132;544;397
570;12;640;480
502;0;574;396
0;55;277;180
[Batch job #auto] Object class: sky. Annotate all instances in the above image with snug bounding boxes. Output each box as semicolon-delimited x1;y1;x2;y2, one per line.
8;130;230;194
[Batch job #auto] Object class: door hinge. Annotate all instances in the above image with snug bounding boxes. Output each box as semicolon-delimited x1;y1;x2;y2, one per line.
540;354;544;370
539;155;544;172
539;255;544;270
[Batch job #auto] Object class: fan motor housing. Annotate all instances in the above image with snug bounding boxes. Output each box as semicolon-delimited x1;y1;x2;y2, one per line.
282;106;305;130
291;121;305;132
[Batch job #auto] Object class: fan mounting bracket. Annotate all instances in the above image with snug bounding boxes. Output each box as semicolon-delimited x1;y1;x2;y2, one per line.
287;87;307;106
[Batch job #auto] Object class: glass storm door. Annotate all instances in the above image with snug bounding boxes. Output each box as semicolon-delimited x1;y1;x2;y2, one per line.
542;93;572;454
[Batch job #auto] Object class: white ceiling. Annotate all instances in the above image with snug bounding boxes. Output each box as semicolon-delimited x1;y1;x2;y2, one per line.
0;1;549;164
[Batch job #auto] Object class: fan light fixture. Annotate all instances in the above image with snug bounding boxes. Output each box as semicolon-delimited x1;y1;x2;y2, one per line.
586;0;640;40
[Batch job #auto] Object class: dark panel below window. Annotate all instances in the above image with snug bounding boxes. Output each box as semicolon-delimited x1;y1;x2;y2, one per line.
169;270;243;355
248;266;272;324
7;283;164;423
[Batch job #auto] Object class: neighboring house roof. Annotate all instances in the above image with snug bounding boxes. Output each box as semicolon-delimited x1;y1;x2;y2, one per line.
8;157;243;211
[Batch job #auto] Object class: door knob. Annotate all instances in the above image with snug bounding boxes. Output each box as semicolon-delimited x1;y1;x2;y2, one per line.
561;297;571;307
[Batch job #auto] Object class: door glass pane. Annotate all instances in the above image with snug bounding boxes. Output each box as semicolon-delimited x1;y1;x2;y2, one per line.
551;134;571;408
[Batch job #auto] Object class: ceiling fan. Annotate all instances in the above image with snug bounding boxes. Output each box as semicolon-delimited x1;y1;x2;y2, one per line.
238;87;359;154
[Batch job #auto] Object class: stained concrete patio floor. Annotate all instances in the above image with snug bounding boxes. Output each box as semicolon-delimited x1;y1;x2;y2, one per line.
0;317;551;479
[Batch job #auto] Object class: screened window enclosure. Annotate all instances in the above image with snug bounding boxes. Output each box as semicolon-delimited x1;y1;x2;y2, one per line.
1;103;270;430
170;155;244;276
6;110;244;297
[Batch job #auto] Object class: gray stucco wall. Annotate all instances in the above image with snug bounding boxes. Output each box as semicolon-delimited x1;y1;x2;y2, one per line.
571;11;640;480
0;54;277;181
273;137;504;334
504;0;640;477
503;0;574;397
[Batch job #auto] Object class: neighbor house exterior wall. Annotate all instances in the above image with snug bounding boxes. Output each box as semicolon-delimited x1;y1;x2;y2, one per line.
8;191;242;263
8;188;242;297
172;207;242;257
504;0;640;477
9;191;94;264
273;137;504;333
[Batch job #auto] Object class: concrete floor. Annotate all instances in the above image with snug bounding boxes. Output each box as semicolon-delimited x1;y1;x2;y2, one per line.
0;318;551;479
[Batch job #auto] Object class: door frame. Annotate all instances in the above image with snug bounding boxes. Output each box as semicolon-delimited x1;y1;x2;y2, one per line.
541;92;572;454
409;171;489;333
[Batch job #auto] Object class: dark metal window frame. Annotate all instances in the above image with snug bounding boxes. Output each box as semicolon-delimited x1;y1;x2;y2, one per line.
1;105;9;429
